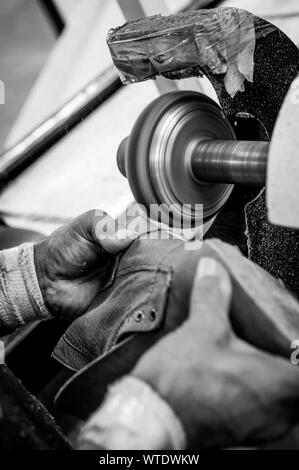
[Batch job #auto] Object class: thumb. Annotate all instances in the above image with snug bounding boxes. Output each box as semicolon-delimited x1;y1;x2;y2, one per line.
73;209;137;255
93;209;137;254
189;257;233;342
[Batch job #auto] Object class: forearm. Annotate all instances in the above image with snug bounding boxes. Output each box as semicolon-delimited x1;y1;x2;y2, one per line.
0;243;51;336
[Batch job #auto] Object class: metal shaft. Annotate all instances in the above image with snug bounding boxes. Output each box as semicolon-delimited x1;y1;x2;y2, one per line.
191;140;269;186
0;67;122;189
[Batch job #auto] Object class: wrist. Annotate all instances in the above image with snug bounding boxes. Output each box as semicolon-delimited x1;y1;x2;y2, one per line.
0;243;52;331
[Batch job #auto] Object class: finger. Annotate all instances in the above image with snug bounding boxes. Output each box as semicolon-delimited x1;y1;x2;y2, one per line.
72;210;137;254
189;257;233;342
206;238;299;360
237;348;299;445
93;209;137;254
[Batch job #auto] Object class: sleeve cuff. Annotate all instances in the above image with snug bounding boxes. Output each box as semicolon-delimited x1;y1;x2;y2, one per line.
77;375;187;450
0;243;52;331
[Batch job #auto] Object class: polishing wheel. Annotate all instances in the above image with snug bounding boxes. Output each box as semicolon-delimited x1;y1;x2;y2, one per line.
117;91;269;226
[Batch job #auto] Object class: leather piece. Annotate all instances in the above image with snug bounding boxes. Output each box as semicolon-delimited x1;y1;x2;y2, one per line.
54;238;299;419
53;235;178;371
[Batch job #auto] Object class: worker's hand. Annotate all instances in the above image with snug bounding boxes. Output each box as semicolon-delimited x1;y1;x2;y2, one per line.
34;210;135;320
133;257;299;449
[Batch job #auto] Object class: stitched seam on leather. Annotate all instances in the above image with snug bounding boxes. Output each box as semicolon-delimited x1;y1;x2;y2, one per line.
95;254;121;294
116;265;158;278
105;267;169;354
106;271;158;351
105;245;176;351
57;266;171;365
51;351;79;372
61;334;95;361
157;242;184;268
116;265;170;278
56;243;176;366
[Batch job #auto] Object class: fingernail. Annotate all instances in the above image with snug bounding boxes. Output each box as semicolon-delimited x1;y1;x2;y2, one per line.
197;257;219;278
113;228;138;240
196;257;231;296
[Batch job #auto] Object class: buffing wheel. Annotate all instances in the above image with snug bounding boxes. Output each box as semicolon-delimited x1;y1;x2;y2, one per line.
119;91;236;227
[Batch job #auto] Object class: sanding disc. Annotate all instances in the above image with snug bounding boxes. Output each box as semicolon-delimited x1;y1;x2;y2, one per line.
126;91;235;227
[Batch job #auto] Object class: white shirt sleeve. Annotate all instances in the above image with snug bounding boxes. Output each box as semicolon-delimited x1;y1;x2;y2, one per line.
0;243;51;332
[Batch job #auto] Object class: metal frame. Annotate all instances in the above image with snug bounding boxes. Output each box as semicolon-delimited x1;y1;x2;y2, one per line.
37;0;65;36
0;68;122;187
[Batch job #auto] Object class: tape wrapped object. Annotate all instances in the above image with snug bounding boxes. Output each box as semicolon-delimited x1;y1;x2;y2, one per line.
107;8;275;98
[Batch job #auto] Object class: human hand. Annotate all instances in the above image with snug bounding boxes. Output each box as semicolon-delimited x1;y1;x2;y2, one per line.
133;257;299;449
34;210;135;320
